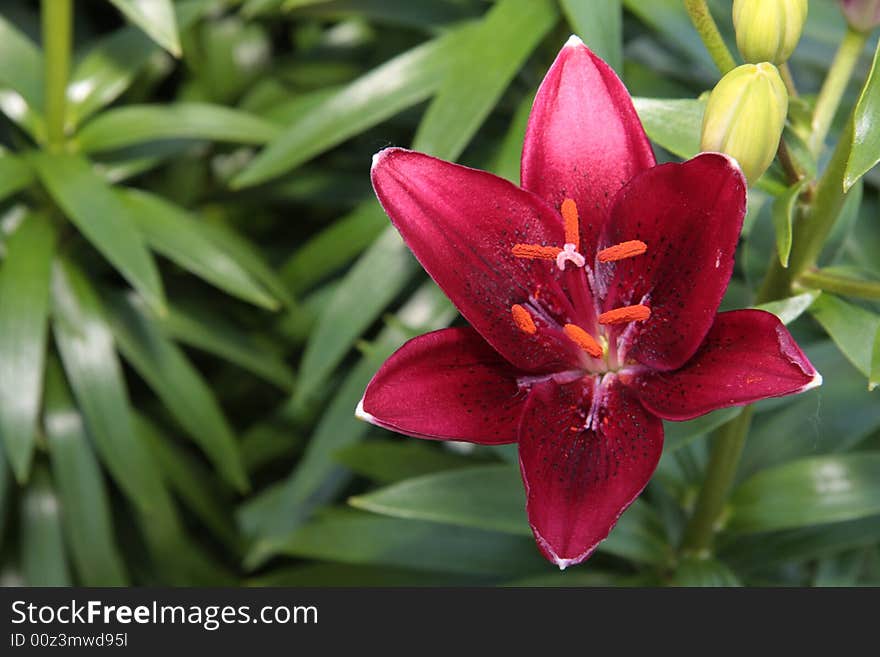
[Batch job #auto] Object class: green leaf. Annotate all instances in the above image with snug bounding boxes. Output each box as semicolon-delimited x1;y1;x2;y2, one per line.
232;26;472;188
135;415;242;553
672;556;741;587
633;97;704;159
811;293;880;384
336;440;488;484
294;228;417;405
756;290;821;325
107;293;249;492
44;359;128;586
159;303;295;390
0;212;56;482
77;103;281;152
560;0;622;73
491;90;534;183
51;258;174;524
0;149;34;202
730;453;880;533
31;152;165;313
67;27;156;127
772;179;809;267
108;0;182;57
119;188;281;310
350;464;669;565
0;13;44;113
274;508;547;576
872;327;880;392
664;407;742;452
412;0;558;161
20;467;71;586
280;200;387;296
846;40;880;190
813;550;867;587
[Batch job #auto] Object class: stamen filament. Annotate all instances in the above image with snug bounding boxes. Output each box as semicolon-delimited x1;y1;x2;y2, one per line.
512;244;561;260
563;323;603;358
599;304;651;325
598;240;648;263
561;198;579;246
511;304;537;334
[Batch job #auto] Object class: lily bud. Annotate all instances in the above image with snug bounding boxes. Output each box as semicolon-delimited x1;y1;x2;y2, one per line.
733;0;808;64
700;63;789;184
839;0;880;32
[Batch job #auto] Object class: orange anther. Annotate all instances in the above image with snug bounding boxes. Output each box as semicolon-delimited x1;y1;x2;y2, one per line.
511;304;537;335
563;324;603;358
511;244;561;260
598;304;651;325
598;240;648;263
561;198;579;246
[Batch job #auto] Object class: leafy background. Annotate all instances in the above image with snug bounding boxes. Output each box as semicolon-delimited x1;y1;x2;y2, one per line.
0;0;878;587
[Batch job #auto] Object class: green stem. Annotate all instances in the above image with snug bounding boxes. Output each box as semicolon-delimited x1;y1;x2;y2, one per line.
42;0;73;152
684;0;737;74
680;408;754;556
780;62;799;98
809;28;867;155
797;269;880;300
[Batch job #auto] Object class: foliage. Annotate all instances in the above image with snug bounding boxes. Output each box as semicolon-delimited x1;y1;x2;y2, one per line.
0;0;878;587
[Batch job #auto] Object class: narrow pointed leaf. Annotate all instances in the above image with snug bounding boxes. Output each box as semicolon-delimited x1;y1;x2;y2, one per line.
108;0;182;56
0;212;55;482
0;149;34;202
31;152;165;312
633;97;704;159
846;41;880;190
119;189;280;309
21;467;71;586
232;27;471;188
560;0;622;73
44;360;128;586
108;293;249;492
772;179;809;267
335;441;486;484
672;556;741;587
412;0;558;160
0;14;43;112
78;103;280;152
756;290;821;325
811;293;880;383
51;258;173;522
731;453;880;532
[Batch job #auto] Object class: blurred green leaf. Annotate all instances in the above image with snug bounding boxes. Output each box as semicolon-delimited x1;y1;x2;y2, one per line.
772;179;809;268
756;290;821;325
108;293;249;492
274;508;548;576
44;359;128;586
350;464;669;565
78;103;281;152
811;293;880;384
0;212;55;482
108;0;182;57
0;13;44;112
846;40;880;190
0;441;8;547
813;549;866;586
412;0;557;160
295;229;417;406
21;467;71;586
232;26;473;188
31;152;165;313
491;91;533;183
633;97;703;159
731;453;880;533
336;440;488;484
51;258;174;525
285;0;483;29
560;0;622;73
159;303;295;390
248;563;473;587
664;407;742;452
0;149;34;202
672;556;741;587
120;188;281;310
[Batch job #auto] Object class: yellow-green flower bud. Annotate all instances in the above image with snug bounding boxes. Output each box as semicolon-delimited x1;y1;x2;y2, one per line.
700;63;789;184
733;0;808;64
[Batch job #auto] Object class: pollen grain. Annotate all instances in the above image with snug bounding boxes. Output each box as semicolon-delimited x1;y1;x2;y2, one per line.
598;240;648;263
563;323;603;358
561;198;579;246
598;304;651;325
511;304;537;335
511;244;561;260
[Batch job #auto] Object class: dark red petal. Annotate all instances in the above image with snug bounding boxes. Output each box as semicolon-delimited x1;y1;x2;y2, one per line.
518;376;663;568
521;36;655;258
371;147;585;373
598;153;747;371
621;310;822;421
358;327;528;444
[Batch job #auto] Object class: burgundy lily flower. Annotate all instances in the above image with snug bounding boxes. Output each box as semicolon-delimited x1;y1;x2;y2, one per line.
356;37;821;568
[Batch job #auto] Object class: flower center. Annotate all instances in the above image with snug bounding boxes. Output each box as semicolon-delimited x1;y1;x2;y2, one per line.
509;198;651;369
